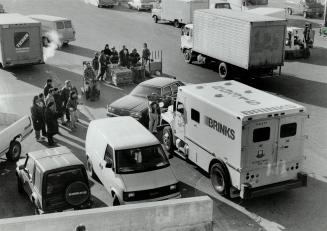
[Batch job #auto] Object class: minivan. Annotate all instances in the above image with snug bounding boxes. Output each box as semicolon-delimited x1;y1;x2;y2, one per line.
28;14;76;47
85;116;181;206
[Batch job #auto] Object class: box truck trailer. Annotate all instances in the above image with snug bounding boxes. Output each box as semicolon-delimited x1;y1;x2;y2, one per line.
181;9;286;79
151;0;209;27
0;13;44;68
159;81;308;199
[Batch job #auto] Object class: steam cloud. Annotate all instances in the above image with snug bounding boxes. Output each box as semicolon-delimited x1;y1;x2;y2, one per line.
43;30;62;62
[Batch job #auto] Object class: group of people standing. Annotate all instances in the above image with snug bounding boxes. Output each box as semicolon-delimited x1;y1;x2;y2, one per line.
30;79;80;146
91;42;151;81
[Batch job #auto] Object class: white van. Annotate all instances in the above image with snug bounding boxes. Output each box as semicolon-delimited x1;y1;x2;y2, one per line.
85;116;181;206
28;14;76;46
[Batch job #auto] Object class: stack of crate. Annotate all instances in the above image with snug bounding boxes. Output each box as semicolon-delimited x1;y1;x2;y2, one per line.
111;66;133;87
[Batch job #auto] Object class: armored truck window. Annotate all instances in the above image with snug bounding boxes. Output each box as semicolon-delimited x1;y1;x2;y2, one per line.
280;123;297;138
191;109;200;123
64;21;72;28
56;22;64;29
104;145;113;163
253;127;270;142
162;86;172;96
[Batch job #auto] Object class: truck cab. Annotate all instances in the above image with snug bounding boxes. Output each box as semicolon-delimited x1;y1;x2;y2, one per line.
160;81;308;199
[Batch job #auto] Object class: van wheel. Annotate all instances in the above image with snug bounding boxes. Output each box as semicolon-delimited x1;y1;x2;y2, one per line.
112;194;120;206
174;20;180;28
210;162;230;198
162;126;174;153
42;37;49;47
153;15;158;23
218;62;231;80
6;141;21;162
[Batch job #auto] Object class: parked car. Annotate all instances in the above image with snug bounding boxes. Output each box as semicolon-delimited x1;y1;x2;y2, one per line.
107;77;184;127
85;116;181;206
16;146;92;214
286;0;324;18
128;0;155;11
28;14;76;47
0;112;33;161
97;0;119;8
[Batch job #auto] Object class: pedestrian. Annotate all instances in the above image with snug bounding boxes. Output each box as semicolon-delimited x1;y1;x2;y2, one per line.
98;50;107;81
45;101;59;146
45;88;56;111
53;88;65;125
38;93;47;137
92;52;100;76
119;45;130;68
129;48;140;67
104;44;112;64
142;43;151;66
110;46;119;64
66;91;79;130
61;80;72;125
30;96;46;142
75;224;86;231
43;79;53;97
148;101;160;133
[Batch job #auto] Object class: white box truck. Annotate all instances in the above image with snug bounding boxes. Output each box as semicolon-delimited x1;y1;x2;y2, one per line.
0;13;44;68
159;81;308;199
181;9;286;79
151;0;209;28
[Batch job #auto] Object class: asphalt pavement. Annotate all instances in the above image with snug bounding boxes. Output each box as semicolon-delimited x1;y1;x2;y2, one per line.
0;0;327;231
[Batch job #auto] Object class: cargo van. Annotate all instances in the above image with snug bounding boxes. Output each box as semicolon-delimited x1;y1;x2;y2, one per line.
85;116;181;206
0;13;44;68
28;15;76;47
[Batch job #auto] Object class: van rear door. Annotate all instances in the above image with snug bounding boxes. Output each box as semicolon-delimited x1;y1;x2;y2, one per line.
245;119;278;169
2;25;42;66
56;20;75;43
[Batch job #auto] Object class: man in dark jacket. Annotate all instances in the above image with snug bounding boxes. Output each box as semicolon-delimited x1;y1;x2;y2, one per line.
38;93;47;136
31;96;46;142
45;102;59;146
92;52;100;75
98;50;107;81
43;79;53;97
129;48;140;67
119;45;130;68
142;43;151;66
61;80;72;125
53;88;64;125
110;47;119;64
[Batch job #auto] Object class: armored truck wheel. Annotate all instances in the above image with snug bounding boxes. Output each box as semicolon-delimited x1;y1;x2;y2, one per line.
6;141;21;162
210;162;230;198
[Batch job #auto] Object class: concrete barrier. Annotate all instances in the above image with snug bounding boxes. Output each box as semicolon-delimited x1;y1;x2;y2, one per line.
0;196;213;231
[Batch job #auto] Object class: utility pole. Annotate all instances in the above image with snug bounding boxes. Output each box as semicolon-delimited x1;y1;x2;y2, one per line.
324;0;327;26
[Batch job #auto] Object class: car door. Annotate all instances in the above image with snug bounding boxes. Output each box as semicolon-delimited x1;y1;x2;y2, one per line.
22;156;35;200
100;145;117;192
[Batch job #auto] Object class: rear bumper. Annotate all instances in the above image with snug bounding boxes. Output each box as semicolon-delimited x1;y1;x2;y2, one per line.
122;192;181;205
240;172;307;199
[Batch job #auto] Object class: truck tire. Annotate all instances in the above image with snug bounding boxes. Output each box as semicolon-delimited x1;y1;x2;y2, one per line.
65;181;90;206
153;15;158;23
6;141;21;162
183;49;194;64
112;194;120;206
174;20;180;28
218;62;230;80
162;126;174;153
287;8;292;15
210;162;230;198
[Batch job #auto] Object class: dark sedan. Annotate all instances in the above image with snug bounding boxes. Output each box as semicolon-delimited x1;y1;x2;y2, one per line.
107;77;184;126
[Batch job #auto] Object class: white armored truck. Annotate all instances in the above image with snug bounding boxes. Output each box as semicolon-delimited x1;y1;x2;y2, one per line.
159;81;308;199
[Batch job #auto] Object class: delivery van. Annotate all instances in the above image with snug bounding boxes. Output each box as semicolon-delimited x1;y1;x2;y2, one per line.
85;116;181;206
0;3;5;13
159;81;308;199
28;14;76;47
0;13;44;68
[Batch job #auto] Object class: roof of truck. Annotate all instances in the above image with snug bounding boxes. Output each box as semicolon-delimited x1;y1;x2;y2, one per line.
179;81;305;121
28;146;83;172
89;116;159;150
196;9;286;22
28;14;70;22
0;13;39;25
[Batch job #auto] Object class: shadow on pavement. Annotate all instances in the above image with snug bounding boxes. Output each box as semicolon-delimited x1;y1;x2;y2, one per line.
59;45;98;59
286;46;327;66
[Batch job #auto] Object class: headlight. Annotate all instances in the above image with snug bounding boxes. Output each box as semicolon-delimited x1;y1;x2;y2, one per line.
123;191;136;201
130;112;142;119
170;184;177;190
107;106;113;112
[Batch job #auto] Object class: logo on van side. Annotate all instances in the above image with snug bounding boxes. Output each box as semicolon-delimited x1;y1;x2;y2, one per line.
205;116;235;140
14;32;30;52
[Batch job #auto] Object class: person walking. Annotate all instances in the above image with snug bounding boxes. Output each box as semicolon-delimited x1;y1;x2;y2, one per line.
142;43;151;66
119;46;130;68
66;91;79;130
31;96;46;142
92;52;100;76
129;48;140;67
98;50;107;81
103;44;112;64
53;88;65;125
148;101;160;133
110;47;119;64
45;102;59;146
43;79;53;97
61;80;72;125
38;93;47;137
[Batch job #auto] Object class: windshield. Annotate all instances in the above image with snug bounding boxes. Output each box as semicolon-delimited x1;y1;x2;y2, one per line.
215;3;231;8
141;0;153;3
130;85;161;98
247;0;268;6
116;145;170;174
46;167;85;196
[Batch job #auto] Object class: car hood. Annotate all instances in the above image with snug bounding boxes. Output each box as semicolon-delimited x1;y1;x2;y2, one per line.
120;166;178;192
110;95;148;112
